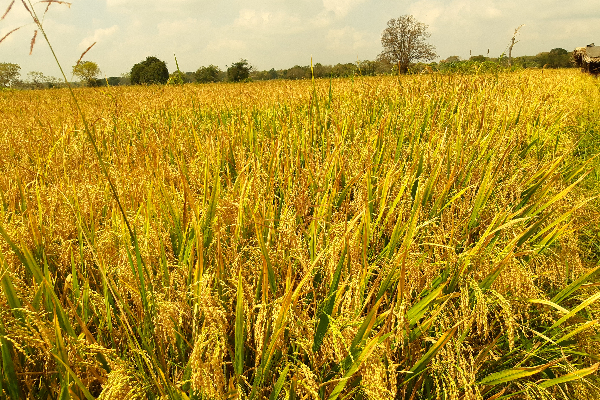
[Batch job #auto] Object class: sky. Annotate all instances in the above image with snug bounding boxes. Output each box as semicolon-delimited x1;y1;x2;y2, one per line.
1;0;599;78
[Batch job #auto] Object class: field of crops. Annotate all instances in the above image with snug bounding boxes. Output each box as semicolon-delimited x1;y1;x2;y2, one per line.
0;70;599;399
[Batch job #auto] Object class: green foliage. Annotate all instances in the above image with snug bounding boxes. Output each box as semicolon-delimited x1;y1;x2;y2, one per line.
536;48;573;68
72;61;101;87
0;63;21;88
443;55;461;63
330;62;358;77
130;56;169;85
357;59;391;76
284;65;310;80
227;59;252;82
253;68;280;80
167;70;187;85
167;55;190;85
470;54;488;62
119;73;131;85
26;71;61;89
409;59;510;74
252;61;392;81
107;76;121;86
267;68;278;80
194;65;222;83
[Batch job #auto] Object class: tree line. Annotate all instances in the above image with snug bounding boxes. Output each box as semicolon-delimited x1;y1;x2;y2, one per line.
0;48;576;90
69;57;398;87
0;14;579;90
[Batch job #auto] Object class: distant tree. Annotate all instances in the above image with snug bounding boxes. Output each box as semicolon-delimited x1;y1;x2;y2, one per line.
548;48;572;68
312;63;331;78
168;70;186;85
378;15;437;74
535;52;549;67
357;60;383;76
120;73;131;85
195;65;222;83
507;25;524;67
535;49;572;69
330;63;357;77
167;55;188;85
28;71;47;89
27;71;60;89
469;55;487;62
92;79;108;87
442;56;461;63
73;61;101;87
549;48;568;56
0;63;21;88
227;59;252;82
267;68;278;80
107;77;121;86
131;56;169;85
286;65;309;80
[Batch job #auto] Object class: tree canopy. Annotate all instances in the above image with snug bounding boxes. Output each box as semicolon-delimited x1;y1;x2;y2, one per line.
536;48;572;68
378;15;437;74
73;61;101;87
195;65;222;83
227;59;252;82
0;63;21;88
131;57;169;85
168;70;187;85
28;71;60;89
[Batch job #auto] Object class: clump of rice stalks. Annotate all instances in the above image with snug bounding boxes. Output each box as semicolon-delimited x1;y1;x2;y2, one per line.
1;5;600;398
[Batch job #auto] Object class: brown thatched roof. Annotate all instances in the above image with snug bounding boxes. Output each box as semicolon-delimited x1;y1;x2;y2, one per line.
574;46;600;63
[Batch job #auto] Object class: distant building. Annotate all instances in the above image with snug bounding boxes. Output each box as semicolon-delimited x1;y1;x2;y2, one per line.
573;44;600;75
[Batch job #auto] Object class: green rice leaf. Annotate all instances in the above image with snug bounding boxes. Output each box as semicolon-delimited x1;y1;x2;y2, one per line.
549;292;600;330
269;364;290;400
406;284;445;325
0;325;22;400
327;331;391;400
1;271;22;313
552;264;600;305
479;361;554;386
405;324;458;382
538;363;599;388
313;244;347;352
556;320;598;344
234;271;245;378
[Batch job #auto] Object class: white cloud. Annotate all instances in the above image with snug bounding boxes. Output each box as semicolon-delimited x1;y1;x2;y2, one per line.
157;18;199;36
232;9;304;34
79;25;119;49
105;0;210;14
235;9;272;28
3;0;600;76
206;38;246;52
106;0;157;9
326;26;370;52
322;0;366;17
408;0;504;31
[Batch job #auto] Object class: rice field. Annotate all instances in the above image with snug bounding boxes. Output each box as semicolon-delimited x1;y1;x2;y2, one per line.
1;70;600;400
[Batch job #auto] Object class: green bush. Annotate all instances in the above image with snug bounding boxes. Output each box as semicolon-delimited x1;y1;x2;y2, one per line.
195;65;221;83
227;59;251;82
131;56;169;85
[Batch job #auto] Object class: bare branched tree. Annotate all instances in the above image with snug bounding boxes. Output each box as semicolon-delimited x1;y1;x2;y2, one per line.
507;25;524;67
378;15;437;74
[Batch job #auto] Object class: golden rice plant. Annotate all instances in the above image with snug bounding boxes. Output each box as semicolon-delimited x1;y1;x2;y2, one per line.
1;4;600;399
1;68;600;399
